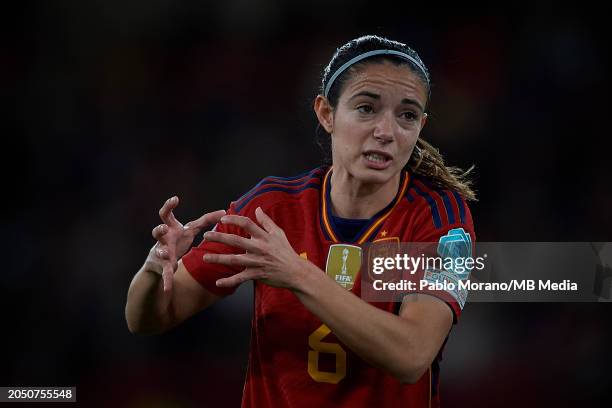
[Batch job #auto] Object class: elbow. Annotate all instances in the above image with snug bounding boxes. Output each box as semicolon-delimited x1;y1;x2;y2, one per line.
126;320;144;335
398;371;427;385
126;319;165;336
395;359;431;385
125;307;145;335
126;318;145;335
125;308;167;336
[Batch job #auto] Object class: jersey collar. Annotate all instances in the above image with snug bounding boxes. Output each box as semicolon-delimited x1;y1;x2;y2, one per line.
320;167;410;244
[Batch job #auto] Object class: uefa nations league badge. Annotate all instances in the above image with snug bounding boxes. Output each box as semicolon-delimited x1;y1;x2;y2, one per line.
325;244;362;290
436;227;473;280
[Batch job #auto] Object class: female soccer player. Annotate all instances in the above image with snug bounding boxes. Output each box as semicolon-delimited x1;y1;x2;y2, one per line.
126;35;476;407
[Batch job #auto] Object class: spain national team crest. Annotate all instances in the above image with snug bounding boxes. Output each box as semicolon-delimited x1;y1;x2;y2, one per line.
325;244;362;290
367;237;401;282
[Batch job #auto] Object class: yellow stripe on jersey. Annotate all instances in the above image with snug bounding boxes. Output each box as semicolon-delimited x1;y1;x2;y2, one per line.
321;167;409;244
356;172;409;244
321;168;340;242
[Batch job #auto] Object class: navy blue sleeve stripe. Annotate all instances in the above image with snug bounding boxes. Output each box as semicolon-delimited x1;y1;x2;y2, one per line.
452;191;466;224
411;185;442;229
236;177;319;208
235;168;322;209
260;177;319;187
235;180;265;204
264;167;323;183
418;180;455;225
405;191;415;202
235;183;321;212
440;191;455;224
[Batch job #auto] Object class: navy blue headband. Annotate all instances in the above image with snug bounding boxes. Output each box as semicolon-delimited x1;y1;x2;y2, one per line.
324;49;428;98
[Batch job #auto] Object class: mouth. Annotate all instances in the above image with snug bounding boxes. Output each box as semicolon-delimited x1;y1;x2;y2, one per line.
362;150;393;169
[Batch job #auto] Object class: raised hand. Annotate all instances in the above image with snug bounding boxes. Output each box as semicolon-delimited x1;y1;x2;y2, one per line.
149;196;226;292
201;207;309;290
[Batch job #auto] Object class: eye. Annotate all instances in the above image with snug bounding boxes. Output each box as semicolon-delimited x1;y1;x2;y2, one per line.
357;105;373;114
402;111;418;121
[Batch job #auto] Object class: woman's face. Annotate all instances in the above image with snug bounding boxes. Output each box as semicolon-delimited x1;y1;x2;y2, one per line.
317;60;428;186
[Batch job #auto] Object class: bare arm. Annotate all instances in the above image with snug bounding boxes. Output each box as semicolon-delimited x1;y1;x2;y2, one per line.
125;196;226;335
203;207;453;383
293;265;452;384
126;259;221;335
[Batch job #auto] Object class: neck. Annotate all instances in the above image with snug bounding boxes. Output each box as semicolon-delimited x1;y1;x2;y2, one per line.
329;168;401;219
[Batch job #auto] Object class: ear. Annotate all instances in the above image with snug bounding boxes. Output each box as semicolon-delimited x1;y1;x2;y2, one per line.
313;95;334;134
420;112;428;130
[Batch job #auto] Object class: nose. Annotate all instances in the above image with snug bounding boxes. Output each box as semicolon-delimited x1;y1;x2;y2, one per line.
372;111;394;144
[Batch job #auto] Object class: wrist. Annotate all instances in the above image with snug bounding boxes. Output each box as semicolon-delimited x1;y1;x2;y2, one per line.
143;257;163;276
291;257;326;295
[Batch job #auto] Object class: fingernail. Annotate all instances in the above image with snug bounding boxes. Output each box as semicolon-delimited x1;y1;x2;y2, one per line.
220;216;227;223
216;280;222;287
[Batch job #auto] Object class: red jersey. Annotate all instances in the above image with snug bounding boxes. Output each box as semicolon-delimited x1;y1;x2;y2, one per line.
182;166;475;408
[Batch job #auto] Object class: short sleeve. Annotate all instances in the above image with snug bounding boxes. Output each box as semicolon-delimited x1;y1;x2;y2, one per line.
406;189;476;323
181;202;248;297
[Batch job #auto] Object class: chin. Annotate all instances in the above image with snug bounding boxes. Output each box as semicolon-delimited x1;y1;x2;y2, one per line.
352;167;397;185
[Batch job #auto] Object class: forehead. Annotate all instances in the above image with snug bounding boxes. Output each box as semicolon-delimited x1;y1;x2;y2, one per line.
339;60;428;107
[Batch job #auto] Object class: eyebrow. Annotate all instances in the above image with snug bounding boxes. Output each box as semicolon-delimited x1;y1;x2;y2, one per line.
348;91;424;113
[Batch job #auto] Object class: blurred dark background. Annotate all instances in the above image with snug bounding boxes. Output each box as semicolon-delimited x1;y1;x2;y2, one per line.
3;1;611;407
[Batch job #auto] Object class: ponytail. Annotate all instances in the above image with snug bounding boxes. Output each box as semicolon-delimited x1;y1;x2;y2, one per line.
408;138;477;201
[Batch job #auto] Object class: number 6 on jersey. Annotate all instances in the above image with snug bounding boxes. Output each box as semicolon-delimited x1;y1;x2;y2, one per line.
307;324;347;384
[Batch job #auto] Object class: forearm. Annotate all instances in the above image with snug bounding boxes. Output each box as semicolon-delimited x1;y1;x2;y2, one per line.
202;209;445;382
293;261;429;383
125;260;174;335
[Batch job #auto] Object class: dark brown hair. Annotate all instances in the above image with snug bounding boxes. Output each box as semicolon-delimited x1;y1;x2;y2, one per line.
318;34;476;201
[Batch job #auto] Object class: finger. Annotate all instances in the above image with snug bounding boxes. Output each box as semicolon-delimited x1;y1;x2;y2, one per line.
159;196;180;226
219;215;266;238
155;246;170;260
162;263;174;292
203;231;260;253
152;224;168;240
203;253;261;268
216;269;260;288
255;207;281;234
185;209;227;233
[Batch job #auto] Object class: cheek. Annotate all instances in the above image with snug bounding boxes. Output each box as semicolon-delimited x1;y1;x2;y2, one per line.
335;109;369;134
400;130;420;149
330;134;350;159
333;118;367;148
332;137;357;157
397;131;420;162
